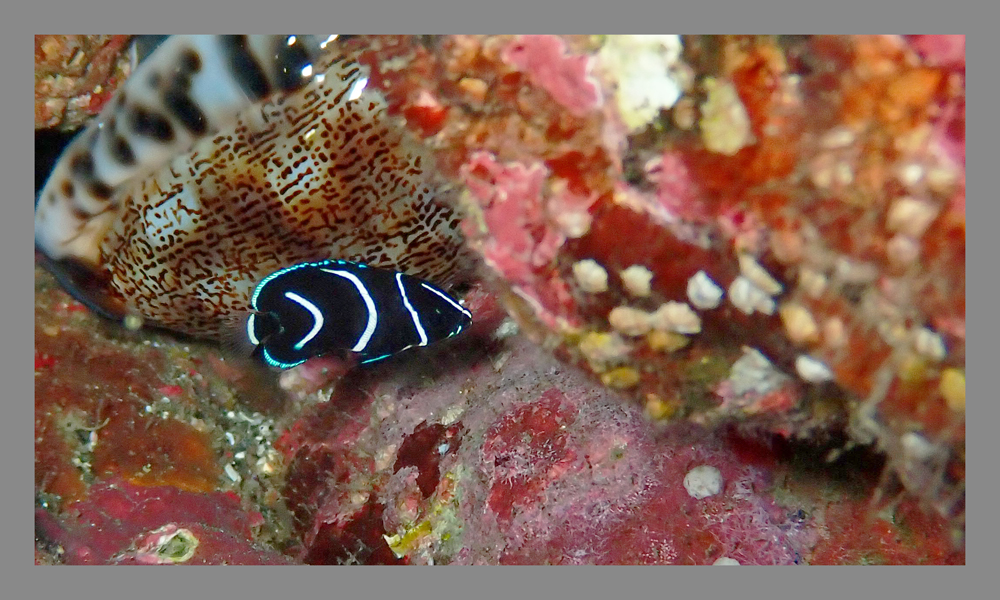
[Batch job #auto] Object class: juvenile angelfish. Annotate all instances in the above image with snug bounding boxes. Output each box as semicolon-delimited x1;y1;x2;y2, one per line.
239;260;472;369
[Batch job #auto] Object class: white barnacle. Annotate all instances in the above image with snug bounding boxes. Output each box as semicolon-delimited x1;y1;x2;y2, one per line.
573;259;609;293
608;306;652;337
578;331;632;366
620;265;654;297
795;354;834;383
597;35;685;131
650;301;701;334
683;465;723;499
148;526;199;563
686;270;723;310
834;257;878;286
728;276;775;316
728;347;788;396
823;317;847;349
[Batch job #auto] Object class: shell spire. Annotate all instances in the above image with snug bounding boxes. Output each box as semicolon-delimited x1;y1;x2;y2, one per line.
35;35;321;265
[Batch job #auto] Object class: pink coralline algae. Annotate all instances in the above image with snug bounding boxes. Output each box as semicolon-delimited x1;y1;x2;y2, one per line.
501;35;602;118
355;34;965;538
273;299;825;565
461;153;581;331
906;35;966;71
35;479;291;565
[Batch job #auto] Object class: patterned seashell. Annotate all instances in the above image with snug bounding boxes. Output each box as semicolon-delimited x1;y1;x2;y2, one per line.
35;35;475;339
36;35;321;265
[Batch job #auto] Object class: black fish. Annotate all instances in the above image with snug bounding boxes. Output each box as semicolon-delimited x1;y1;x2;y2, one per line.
236;260;472;369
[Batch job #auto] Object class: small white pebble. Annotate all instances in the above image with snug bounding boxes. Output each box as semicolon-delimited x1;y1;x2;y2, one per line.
493;318;520;340
578;332;632;365
900;431;938;462
369;446;395;472
224;463;241;483
913;327;947;361
608;306;652;336
729;276;775;316
795;354;834;383
123;314;144;331
713;557;741;565
700;78;753;156
728;347;788;396
810;154;837;190
779;303;820;345
620;265;654;297
798;268;827;298
573;259;609;293
927;165;958;194
738;254;783;296
886;234;920;267
684;465;723;499
554;211;593;238
886;196;939;239
256;456;276;475
898;162;925;188
834;258;878;285
819;126;855;149
650;301;701;334
439;405;466;427
687;270;724;309
823;318;847;349
833;161;854;186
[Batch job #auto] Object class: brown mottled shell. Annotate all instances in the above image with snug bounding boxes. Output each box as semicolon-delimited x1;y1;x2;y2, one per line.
101;53;473;339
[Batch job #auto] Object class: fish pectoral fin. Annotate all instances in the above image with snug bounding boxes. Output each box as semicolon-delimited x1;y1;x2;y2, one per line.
219;310;265;360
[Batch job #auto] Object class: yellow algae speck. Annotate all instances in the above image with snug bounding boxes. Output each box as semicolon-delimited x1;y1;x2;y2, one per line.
940;368;965;413
601;367;641;389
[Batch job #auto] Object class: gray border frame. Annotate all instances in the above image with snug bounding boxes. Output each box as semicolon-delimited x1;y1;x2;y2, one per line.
9;0;983;597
